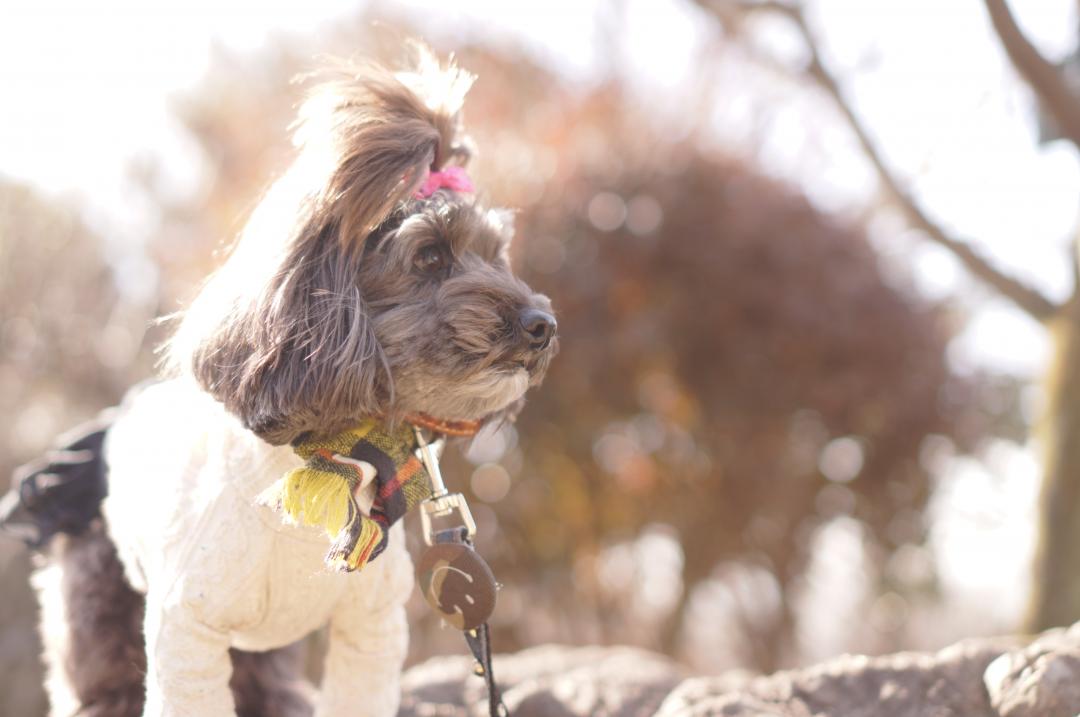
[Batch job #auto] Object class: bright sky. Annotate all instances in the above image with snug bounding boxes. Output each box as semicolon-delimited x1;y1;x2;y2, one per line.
0;0;358;241
2;0;1076;641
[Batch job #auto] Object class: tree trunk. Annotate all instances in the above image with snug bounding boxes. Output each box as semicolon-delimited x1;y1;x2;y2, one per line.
1027;310;1080;630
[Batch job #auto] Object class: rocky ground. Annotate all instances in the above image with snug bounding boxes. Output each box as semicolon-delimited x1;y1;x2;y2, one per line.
399;623;1080;716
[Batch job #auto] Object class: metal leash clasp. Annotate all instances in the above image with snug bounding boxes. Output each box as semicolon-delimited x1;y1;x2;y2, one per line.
414;427;477;546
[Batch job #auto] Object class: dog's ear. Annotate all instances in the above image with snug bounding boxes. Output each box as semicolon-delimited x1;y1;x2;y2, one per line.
295;49;475;246
168;50;475;444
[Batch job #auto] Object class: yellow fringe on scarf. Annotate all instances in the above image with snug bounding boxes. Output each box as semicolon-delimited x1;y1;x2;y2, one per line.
258;418;430;572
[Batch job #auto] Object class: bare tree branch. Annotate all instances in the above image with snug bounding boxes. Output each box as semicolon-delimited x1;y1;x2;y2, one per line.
699;0;1061;321
983;0;1080;148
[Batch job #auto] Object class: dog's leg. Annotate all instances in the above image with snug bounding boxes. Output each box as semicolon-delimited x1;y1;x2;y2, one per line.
142;593;236;717
229;644;314;717
33;522;146;717
314;539;413;717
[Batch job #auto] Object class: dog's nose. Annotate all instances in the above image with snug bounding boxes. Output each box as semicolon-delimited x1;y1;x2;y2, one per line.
519;309;557;351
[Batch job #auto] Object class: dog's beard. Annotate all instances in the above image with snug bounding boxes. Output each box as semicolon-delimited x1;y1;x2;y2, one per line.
393;365;531;421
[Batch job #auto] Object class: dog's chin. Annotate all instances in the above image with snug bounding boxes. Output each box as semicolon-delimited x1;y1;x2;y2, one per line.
395;367;531;422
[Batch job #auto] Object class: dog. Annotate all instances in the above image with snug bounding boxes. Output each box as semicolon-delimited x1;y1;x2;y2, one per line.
19;49;556;717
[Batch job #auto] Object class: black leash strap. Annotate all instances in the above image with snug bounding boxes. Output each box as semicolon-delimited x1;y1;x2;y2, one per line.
465;622;509;717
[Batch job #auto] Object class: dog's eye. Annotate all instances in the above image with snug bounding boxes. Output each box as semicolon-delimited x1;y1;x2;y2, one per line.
414;245;449;274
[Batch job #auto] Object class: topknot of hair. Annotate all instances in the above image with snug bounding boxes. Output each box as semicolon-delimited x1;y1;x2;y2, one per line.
291;45;476;243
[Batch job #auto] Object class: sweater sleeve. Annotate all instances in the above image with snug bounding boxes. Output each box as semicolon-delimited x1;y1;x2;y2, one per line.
315;525;414;717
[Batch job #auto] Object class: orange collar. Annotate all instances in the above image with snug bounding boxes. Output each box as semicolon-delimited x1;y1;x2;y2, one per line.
404;412;483;437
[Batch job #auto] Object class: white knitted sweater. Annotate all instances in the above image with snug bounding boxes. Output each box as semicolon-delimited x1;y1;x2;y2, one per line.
102;378;414;717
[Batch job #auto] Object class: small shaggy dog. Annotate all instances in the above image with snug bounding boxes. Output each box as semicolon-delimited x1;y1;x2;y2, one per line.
22;49;556;717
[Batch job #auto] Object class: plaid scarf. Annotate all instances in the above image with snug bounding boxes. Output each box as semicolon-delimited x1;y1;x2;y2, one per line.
259;419;431;572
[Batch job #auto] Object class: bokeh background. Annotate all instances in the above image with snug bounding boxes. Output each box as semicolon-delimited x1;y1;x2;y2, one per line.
1;0;1077;714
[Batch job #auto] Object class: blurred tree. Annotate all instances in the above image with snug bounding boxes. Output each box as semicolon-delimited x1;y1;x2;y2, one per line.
692;0;1080;632
144;28;995;670
0;179;154;717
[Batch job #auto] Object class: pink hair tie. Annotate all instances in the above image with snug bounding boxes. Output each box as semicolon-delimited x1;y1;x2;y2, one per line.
414;165;474;199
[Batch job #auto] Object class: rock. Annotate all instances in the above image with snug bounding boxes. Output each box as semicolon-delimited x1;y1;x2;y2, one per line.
984;624;1080;717
398;627;1080;717
399;645;685;717
654;638;1021;717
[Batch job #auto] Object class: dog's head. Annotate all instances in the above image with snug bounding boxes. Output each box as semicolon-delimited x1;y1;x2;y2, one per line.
167;51;557;444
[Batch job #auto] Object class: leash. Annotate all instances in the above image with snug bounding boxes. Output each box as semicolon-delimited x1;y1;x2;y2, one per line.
413;427;510;717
